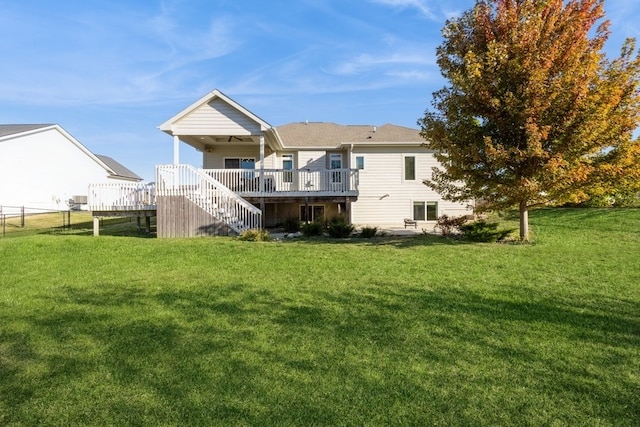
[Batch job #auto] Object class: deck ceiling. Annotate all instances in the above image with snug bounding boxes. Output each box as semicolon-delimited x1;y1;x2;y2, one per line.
180;134;261;151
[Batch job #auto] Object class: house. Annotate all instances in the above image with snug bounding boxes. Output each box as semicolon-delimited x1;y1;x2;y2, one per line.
89;90;472;237
0;124;142;213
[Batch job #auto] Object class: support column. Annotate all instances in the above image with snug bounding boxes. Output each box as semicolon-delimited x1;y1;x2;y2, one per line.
259;135;265;193
173;134;180;165
93;216;100;236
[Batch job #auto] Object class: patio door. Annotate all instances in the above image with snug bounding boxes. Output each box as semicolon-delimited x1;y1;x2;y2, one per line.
224;158;255;190
300;205;325;223
329;153;342;189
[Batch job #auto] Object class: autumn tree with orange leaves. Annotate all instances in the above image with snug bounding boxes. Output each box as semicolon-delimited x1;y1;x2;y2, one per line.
420;0;640;240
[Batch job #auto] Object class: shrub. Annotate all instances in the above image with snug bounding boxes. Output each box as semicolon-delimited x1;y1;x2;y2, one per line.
460;220;514;242
283;216;301;233
237;228;272;242
326;218;355;238
435;215;468;236
301;221;324;237
359;226;378;238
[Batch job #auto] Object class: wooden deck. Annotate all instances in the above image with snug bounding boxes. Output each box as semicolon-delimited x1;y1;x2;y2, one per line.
88;165;360;237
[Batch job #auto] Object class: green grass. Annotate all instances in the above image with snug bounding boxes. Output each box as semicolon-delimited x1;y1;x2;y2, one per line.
0;211;155;238
1;208;639;425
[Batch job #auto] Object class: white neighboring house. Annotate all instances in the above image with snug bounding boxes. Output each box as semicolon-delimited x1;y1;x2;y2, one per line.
88;89;473;237
0;124;142;213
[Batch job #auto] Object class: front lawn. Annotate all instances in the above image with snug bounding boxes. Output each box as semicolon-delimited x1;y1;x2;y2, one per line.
0;208;638;425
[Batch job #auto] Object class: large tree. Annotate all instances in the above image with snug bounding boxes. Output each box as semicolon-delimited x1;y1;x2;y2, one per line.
420;0;640;240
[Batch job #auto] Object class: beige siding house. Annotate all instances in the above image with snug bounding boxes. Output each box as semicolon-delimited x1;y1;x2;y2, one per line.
89;89;472;237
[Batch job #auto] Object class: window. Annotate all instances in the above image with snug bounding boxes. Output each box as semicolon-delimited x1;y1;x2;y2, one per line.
413;201;438;221
413;201;425;221
355;156;365;170
224;158;255;169
283;154;294;183
426;202;438;220
404;156;415;180
300;205;325;223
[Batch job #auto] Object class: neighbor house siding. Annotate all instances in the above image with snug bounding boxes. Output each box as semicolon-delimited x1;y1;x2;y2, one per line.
173;98;262;136
0;127;127;210
349;146;472;226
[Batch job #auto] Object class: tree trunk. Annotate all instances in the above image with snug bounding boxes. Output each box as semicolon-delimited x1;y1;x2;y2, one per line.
519;200;529;241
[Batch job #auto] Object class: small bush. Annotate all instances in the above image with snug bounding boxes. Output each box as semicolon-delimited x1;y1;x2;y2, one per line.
359;226;378;238
283;216;301;233
238;229;272;242
460;220;513;242
301;221;324;237
435;215;468;236
326;218;355;238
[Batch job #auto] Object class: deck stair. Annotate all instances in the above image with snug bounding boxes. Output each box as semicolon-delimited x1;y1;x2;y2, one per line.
155;164;262;234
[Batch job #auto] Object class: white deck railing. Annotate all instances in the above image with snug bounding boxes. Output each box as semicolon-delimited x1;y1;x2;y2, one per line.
88;182;156;211
155;164;262;232
203;168;359;197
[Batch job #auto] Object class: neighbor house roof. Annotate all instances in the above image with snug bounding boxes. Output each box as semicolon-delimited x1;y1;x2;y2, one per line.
273;122;425;149
0;124;55;138
96;155;142;181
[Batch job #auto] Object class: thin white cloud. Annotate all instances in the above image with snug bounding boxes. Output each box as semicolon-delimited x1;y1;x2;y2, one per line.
369;0;438;20
328;51;435;75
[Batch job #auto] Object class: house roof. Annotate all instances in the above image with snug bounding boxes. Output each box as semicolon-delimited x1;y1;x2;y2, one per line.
273;122;425;149
96;155;142;181
0;124;55;138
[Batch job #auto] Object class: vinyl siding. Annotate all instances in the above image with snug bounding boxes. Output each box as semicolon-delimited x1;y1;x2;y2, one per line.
297;151;327;171
173;98;262;136
349;146;472;226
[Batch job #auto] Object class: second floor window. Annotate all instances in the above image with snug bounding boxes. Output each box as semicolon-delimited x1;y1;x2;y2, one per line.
404;156;415;180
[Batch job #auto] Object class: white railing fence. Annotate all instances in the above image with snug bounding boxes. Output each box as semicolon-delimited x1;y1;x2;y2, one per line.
203;168;358;195
155;164;262;232
88;182;156;211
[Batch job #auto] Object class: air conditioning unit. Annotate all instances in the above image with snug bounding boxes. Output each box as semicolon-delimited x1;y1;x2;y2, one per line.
72;195;88;204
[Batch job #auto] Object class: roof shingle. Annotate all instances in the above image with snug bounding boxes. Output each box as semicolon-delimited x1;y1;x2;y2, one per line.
274;122;424;148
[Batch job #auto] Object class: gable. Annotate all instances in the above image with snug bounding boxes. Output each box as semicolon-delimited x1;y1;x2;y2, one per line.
159;89;271;137
173;98;262;136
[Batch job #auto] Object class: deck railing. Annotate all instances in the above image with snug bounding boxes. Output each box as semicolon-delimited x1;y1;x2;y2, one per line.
88;182;156;211
155;164;262;232
203;168;359;197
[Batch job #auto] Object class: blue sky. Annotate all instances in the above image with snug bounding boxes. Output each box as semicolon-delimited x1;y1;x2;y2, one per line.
2;0;639;180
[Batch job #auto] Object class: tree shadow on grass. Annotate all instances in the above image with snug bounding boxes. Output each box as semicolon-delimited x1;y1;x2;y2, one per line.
1;282;638;425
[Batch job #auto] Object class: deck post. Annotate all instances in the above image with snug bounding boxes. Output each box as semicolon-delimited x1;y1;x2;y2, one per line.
93;216;100;236
171;126;180;165
259;135;265;194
